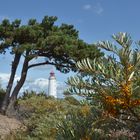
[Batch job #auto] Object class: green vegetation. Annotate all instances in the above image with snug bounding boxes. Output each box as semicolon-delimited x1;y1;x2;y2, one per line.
0;16;102;114
9;92;85;139
66;32;140;139
0;15;140;140
5;91;135;140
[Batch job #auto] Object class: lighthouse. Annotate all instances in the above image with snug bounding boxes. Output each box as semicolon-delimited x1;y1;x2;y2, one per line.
48;71;57;98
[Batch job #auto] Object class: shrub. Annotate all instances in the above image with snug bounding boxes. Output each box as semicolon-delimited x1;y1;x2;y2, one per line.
13;93;80;139
64;96;80;105
66;33;140;138
56;104;108;140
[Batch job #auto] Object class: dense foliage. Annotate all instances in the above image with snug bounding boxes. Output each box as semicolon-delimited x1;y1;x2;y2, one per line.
0;16;103;114
1;17;140;139
3;91;134;140
66;33;140;139
9;93;85;139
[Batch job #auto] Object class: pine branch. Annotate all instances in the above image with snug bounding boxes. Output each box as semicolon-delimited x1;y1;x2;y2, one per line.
28;61;72;69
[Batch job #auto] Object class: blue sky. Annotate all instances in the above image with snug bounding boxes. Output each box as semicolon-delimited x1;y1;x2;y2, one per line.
0;0;140;93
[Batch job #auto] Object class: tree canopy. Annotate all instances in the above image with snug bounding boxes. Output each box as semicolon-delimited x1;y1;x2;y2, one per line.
0;15;103;114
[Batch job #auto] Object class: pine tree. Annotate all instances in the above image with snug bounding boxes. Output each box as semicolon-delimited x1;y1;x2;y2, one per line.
0;16;103;114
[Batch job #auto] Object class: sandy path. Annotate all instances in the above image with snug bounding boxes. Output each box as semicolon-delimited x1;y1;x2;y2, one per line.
0;114;22;139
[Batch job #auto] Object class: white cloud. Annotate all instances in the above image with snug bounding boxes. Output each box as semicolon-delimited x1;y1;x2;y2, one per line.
33;78;49;89
0;72;49;91
0;72;66;98
83;3;104;15
18;77;49;94
0;73;10;83
0;72;20;88
83;4;92;10
94;3;104;15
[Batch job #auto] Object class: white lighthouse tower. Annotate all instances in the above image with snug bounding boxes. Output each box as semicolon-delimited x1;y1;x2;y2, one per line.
48;71;57;98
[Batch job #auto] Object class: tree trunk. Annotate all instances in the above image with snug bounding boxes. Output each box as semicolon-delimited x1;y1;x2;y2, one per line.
1;53;21;114
6;56;29;116
5;97;17;117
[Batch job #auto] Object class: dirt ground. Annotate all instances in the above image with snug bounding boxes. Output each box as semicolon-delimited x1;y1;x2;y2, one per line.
0;114;22;139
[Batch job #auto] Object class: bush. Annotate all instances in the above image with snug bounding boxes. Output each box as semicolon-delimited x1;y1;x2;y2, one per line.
56;104;107;140
13;93;80;139
21;90;46;100
6;92;136;140
64;96;80;105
